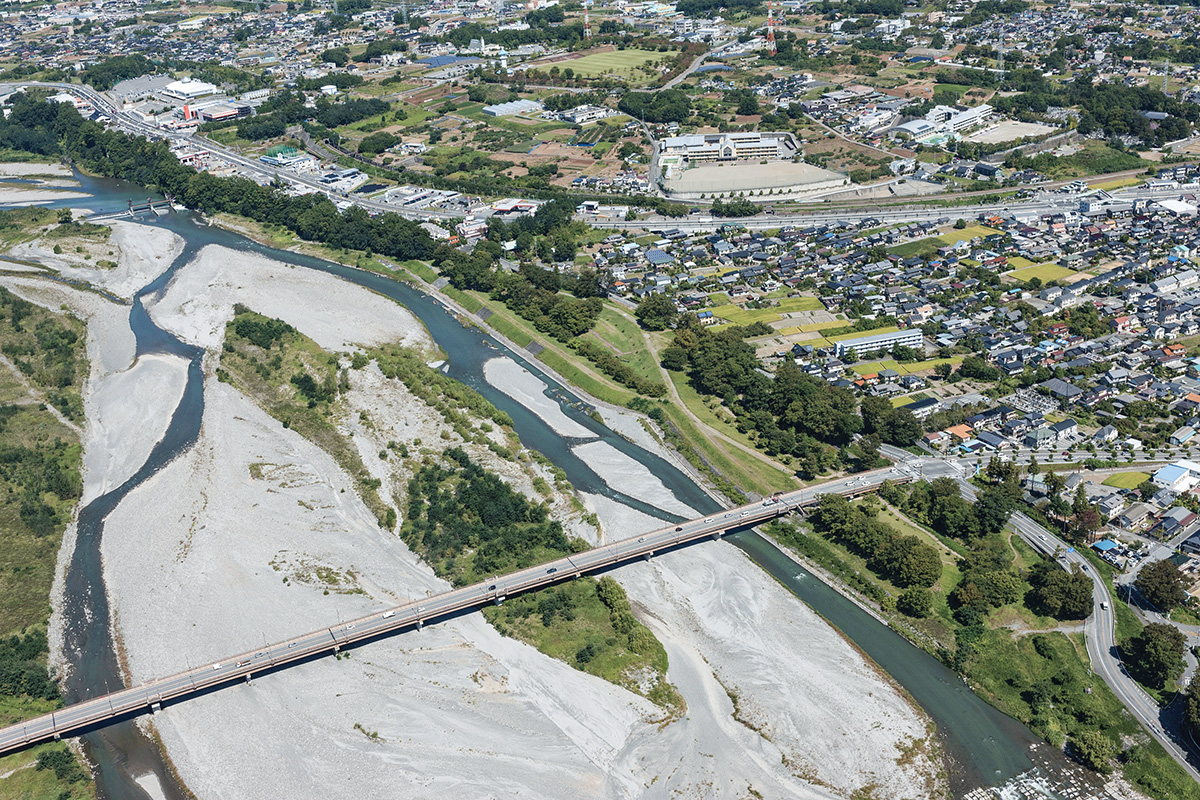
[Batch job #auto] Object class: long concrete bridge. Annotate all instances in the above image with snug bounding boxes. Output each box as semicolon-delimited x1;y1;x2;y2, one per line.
0;466;915;758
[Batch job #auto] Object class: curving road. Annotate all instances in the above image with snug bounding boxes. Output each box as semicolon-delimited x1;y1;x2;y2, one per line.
0;466;910;759
878;444;1200;784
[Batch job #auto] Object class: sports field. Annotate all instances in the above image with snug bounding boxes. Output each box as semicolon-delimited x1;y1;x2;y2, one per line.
1004;263;1076;283
559;48;663;79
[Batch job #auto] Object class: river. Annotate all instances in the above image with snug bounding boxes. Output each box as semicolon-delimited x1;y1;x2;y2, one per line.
41;175;1070;799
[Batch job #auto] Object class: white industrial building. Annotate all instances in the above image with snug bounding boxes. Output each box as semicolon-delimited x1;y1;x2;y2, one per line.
162;78;219;101
659;132;789;163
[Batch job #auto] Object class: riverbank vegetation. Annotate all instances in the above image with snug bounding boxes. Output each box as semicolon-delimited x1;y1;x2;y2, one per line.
0;294;93;799
769;477;1196;799
402;447;682;712
219;306;394;527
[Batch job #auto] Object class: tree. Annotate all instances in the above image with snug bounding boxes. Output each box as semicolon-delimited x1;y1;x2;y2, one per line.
1125;622;1186;689
56;208;72;225
1027;561;1093;619
1137;479;1158;501
1186;680;1200;736
871;535;942;588
973;488;1013;536
860;396;892;435
880;408;922;446
1135;559;1189;612
1070;731;1115;774
634;294;677;331
934;362;953;380
897;587;933;618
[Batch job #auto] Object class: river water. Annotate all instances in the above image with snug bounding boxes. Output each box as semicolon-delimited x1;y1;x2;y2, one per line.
40;176;1078;799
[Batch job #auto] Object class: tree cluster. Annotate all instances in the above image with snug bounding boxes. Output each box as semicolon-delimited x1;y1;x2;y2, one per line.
1124;622;1186;690
402;448;569;582
810;494;943;590
617;90;692;124
1;98;441;268
669;324;860;475
1134;558;1189;612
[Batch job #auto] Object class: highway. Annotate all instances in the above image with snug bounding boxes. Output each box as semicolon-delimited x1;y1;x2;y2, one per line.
0;466;910;759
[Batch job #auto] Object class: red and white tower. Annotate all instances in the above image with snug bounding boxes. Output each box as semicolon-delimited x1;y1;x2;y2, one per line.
766;0;776;55
584;0;592;39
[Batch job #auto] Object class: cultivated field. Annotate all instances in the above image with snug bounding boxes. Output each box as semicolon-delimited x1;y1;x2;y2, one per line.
1004;263;1077;283
1102;471;1151;489
547;48;665;81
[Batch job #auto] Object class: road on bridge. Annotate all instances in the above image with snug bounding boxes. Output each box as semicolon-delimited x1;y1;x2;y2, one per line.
0;466;909;758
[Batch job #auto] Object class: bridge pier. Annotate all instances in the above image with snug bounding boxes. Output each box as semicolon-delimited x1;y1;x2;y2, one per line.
642;552;653;560
493;596;505;605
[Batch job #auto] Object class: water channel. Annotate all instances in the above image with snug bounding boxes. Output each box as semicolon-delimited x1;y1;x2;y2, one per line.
41;176;1063;798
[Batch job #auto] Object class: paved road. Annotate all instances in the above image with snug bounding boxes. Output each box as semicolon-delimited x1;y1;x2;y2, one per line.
877;444;1200;783
0;467;911;758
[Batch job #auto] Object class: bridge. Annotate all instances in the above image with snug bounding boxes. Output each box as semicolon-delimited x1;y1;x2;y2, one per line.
0;466;913;758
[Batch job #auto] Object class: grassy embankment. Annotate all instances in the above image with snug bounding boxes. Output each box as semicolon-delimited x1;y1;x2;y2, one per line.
768;498;1197;800
447;288;798;498
0;283;94;800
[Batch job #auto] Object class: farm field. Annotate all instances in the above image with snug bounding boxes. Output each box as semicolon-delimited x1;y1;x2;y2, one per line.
889;225;1000;258
849;356;964;376
549;48;665;82
1102;471;1151;489
709;295;824;325
1004;263;1077;283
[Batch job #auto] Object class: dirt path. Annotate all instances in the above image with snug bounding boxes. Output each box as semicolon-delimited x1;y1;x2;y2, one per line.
0;353;83;435
607;304;797;483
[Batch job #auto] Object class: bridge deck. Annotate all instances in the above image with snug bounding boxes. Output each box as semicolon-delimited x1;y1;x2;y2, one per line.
0;466;911;757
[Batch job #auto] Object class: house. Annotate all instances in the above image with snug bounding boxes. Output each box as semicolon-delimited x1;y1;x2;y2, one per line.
1050;419;1078;442
1097;494;1126;519
1117;503;1153;529
1157;506;1197;536
1024;427;1057;449
1093;425;1119;444
945;423;974;442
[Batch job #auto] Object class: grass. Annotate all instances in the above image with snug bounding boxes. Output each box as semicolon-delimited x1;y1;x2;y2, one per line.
709;295;822;326
0;295;92;798
483;577;682;715
1004;263;1077;283
1102;471;1152;489
554;47;665;81
588;304;659;383
1006;256;1035;269
0;740;95;800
